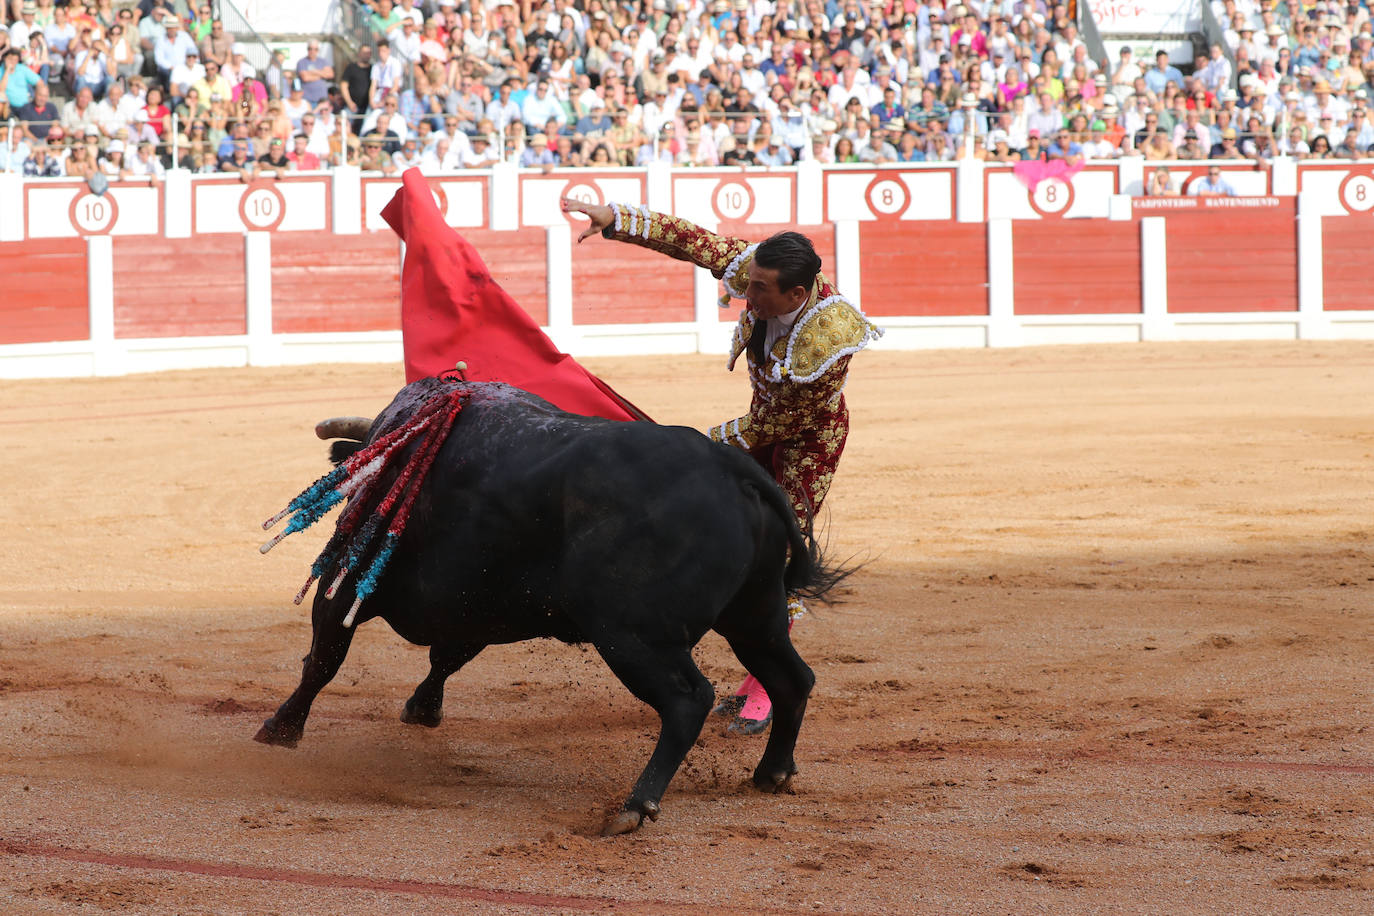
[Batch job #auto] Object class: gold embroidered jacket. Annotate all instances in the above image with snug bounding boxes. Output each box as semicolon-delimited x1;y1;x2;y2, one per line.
602;202;882;450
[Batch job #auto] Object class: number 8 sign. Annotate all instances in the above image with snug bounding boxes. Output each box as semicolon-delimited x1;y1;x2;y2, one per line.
864;176;910;219
68;192;119;235
1028;177;1074;218
1338;172;1374;215
238;180;287;231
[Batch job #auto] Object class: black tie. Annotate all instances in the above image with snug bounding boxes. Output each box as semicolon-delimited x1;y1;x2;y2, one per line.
748;318;768;365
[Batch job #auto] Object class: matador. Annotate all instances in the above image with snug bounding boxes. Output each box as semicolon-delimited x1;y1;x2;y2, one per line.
562;198;883;733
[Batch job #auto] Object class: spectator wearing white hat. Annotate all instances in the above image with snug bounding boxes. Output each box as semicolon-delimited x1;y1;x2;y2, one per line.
757;130;796;165
98;138;130;177
154;14;198;87
169;49;206;105
127;109;160;147
223;43;256;91
519;131;558;167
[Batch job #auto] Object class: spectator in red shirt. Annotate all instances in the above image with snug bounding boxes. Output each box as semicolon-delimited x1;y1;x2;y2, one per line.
286;133;321;170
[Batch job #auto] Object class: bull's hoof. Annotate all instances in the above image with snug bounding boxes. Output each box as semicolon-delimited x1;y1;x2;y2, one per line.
400;701;443;728
752;764;797;794
602;810;642;836
601;800;660;837
253;718;302;748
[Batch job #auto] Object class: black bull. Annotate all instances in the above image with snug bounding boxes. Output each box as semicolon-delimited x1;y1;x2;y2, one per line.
255;378;847;835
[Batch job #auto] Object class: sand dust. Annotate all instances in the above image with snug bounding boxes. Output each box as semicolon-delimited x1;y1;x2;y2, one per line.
1;342;1372;914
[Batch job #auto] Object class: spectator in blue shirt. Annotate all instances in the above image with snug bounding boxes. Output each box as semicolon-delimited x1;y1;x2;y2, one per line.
295;40;335;107
154;16;198;86
1143;50;1185;96
0;121;31;172
520;78;566;133
519;132;558;167
1046;128;1084;165
1189;165;1237;197
1;48;42;111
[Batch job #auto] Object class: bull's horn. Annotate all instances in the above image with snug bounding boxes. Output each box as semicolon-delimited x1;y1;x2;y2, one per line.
315;416;373;440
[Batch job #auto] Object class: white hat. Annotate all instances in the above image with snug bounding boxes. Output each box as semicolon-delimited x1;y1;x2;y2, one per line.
987;129;1008;145
106;139;125;153
960;91;977;106
1266;23;1284;37
231;42;245;55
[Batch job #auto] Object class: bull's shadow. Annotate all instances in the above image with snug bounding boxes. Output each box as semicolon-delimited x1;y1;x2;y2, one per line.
254;379;848;835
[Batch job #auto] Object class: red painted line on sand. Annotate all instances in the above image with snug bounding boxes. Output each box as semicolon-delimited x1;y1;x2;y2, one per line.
0;838;610;911
0;838;845;915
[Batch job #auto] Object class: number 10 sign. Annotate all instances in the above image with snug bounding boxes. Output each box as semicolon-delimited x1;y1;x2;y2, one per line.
239;181;288;231
68;192;120;235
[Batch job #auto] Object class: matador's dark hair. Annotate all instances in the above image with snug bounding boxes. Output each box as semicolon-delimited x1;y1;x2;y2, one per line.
754;231;821;294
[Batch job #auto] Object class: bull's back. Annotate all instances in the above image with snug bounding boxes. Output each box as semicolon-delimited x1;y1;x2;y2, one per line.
364;381;772;643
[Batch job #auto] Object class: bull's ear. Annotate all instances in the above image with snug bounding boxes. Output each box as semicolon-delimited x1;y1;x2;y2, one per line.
329;440;363;466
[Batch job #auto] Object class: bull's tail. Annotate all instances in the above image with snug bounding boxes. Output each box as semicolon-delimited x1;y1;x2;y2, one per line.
739;458;856;606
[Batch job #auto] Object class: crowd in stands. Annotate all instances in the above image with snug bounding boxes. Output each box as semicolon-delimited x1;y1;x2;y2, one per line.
1;0;1372;180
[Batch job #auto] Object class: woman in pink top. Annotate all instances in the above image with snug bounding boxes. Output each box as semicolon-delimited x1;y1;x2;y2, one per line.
997;67;1027;110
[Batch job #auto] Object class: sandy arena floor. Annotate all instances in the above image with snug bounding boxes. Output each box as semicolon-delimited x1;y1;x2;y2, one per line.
1;342;1372;914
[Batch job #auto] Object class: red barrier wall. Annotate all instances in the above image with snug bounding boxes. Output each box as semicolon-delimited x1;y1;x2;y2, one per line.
112;237;246;337
1165;202;1298;313
0;239;88;345
271;232;400;333
1321;215;1371;311
858;221;987;317
571;236;695;324
1013;221;1141;315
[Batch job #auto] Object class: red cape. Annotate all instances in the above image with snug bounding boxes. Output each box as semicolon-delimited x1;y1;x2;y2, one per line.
381;168;649;422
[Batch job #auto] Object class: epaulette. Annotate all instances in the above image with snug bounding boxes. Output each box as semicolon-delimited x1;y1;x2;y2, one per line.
772;297;883;383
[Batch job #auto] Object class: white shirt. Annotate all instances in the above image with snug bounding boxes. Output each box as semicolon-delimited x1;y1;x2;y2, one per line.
763;301;806;354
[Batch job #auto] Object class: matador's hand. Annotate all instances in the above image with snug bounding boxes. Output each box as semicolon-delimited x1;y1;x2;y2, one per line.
560;197;614;243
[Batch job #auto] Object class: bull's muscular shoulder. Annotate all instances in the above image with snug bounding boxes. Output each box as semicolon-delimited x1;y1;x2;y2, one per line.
774;296;883;384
